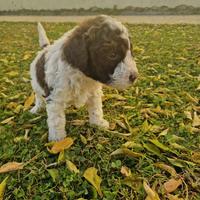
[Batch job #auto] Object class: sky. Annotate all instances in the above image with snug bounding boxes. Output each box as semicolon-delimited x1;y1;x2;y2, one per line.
0;0;200;10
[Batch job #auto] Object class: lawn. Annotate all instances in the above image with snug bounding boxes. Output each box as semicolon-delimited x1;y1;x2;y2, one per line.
0;22;200;200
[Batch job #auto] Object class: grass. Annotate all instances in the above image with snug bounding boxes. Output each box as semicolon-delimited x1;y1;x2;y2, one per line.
0;22;200;200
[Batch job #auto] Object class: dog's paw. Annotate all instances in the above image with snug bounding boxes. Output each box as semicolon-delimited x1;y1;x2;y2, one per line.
90;119;109;129
48;129;66;141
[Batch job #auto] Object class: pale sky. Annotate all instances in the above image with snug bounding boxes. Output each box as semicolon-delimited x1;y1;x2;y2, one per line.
0;0;200;11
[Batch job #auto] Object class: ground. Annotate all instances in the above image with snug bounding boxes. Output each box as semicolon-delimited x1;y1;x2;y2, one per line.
0;22;200;200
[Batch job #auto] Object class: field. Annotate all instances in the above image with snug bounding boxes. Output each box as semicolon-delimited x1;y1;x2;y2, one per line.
0;22;200;200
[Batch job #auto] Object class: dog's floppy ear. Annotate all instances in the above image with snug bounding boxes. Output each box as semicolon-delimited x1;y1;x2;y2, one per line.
62;31;88;73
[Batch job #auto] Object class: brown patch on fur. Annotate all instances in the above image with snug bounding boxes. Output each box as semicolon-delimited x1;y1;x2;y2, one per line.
62;15;129;84
36;52;50;97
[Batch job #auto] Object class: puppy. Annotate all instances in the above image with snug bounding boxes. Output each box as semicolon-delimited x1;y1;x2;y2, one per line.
30;15;138;141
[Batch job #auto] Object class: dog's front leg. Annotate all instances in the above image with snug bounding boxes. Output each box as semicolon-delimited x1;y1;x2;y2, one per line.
86;91;109;129
46;100;66;141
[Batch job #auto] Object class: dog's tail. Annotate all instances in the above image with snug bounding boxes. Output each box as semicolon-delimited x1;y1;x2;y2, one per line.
37;22;50;49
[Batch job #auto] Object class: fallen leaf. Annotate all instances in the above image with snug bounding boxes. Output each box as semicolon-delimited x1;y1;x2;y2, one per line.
0;162;23;173
49;137;74;154
6;102;18;109
6;71;19;77
184;92;198;104
150;139;170;152
143;181;160;200
120;166;131;177
57;151;65;163
71;119;85;126
191;152;200;164
110;148;143;158
158;128;169;137
143;143;162;157
47;169;59;182
83;167;103;197
154;163;177;177
24;92;35;111
66;160;79;173
114;119;128;130
1;116;15;124
104;94;126;101
122;176;142;190
167;194;184;200
164;178;182;193
80;134;87;144
0;176;9;200
184;111;192;120
192;112;200;127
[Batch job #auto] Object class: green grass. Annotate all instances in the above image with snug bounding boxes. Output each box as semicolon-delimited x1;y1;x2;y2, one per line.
0;22;200;200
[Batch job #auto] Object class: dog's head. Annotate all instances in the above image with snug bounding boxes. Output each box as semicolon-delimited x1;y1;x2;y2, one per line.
62;15;138;90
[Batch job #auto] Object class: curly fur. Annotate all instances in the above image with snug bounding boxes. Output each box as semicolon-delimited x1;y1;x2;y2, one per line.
30;15;138;141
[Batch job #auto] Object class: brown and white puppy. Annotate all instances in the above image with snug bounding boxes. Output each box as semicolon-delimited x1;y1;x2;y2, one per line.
30;15;138;141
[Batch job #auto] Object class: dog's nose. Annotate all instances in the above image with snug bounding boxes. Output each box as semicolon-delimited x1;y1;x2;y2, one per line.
129;73;137;83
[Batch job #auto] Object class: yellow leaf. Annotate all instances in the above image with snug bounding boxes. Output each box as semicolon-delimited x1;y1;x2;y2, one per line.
167;194;184;200
0;162;23;173
192;112;200;127
184;92;198;104
47;169;59;182
66;160;79;173
80;134;87;144
196;84;200;91
110;148;143;158
83;167;103;197
1;116;15;124
6;102;18;109
158;128;169;137
164;178;182;193
191;152;200;164
57;151;65;163
184;111;192;120
6;71;19;77
50;137;74;154
0;176;9;200
23;54;31;60
71;119;85;126
154;163;177;177
143;181;160;200
24;92;35;111
120;166;131;177
104;94;126;101
14;105;23;113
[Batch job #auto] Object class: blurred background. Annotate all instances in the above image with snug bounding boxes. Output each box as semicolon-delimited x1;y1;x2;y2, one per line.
0;0;200;16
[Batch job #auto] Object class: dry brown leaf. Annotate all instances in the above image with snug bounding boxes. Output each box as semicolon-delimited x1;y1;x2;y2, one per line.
24;92;35;111
83;167;103;197
50;137;74;154
154;163;177;177
0;176;9;200
120;166;132;177
0;162;24;173
143;181;160;200
164;178;182;193
66;160;79;173
192;112;200;127
0;116;15;124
